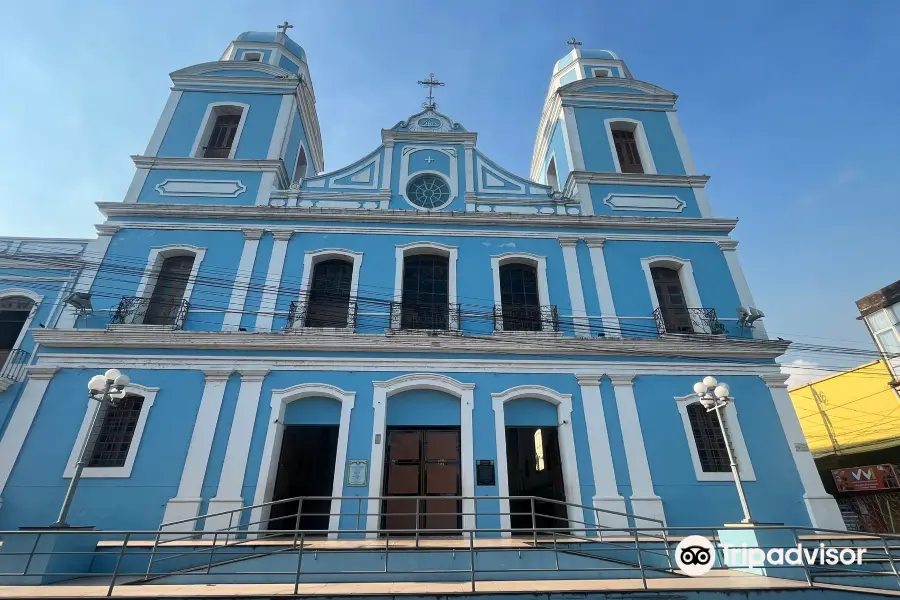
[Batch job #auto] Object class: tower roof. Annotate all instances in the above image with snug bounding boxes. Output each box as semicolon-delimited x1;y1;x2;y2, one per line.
553;48;619;73
236;31;306;63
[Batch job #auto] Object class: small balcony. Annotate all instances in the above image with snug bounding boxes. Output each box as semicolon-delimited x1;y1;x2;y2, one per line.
0;348;30;392
390;302;461;333
110;296;190;330
287;296;358;331
653;307;726;336
493;305;559;333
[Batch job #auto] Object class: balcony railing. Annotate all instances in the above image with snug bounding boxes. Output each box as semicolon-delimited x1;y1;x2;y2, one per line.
0;348;29;385
652;307;725;336
110;296;190;330
390;301;460;332
287;295;358;331
493;305;559;333
202;145;231;159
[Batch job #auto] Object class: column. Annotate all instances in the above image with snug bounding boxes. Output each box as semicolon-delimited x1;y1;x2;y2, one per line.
718;240;768;339
205;369;268;533
254;231;292;332
144;90;183;156
379;142;394;209
161;370;232;530
585;239;621;338
763;374;846;530
558;237;591;338
609;374;666;525
460;388;476;534
222;230;263;331
576;375;628;529
365;385;388;538
0;367;57;501
57;228;118;328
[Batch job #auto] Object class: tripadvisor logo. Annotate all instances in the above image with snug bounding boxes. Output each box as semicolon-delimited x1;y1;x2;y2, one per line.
673;535;867;577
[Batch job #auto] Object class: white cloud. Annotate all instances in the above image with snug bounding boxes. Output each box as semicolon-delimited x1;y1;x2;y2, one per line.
781;359;833;390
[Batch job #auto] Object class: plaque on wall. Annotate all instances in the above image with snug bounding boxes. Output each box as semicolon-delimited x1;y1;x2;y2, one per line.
476;460;496;486
347;460;368;487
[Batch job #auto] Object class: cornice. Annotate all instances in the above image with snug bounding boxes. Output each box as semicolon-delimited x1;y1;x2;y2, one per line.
760;373;791;388
32;329;791;361
717;240;739;251
381;130;478;146
561;91;675;106
608;374;636;386
132;155;286;174
569;171;711;188
25;366;59;380
96;203;738;234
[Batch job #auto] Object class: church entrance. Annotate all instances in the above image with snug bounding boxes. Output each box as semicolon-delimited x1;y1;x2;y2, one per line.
382;428;461;534
268;425;339;534
505;426;568;532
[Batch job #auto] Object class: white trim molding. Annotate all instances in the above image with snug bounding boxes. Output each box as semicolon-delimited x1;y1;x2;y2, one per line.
255;231;292;333
392;242;458;330
558;237;591;338
190;102;250;160
604;118;657;175
490;253;552;333
492;385;584;536
398;146;459;210
673;393;755;482
639;255;707;334
717;240;767;339
294;249;363;331
63;383;160;478
366;374;475;538
0;288;43;360
130;245;206;324
585;239;620;338
250;383;356;539
222;230;264;332
144;90;183;157
57;232;116;328
666;111;697;176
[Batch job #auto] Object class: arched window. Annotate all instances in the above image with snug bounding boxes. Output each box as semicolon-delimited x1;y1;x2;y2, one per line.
0;295;35;366
192;104;248;159
651;266;691;333
293;146;308;183
305;259;353;327
144;254;195;326
686;403;730;473
613;128;643;173
546;156;559;192
606;119;656;175
401;254;449;330
499;263;541;331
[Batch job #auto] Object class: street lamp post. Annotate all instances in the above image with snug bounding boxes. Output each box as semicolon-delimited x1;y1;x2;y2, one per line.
51;369;130;528
693;376;756;524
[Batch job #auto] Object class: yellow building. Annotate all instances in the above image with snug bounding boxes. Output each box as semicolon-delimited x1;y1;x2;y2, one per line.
790;360;900;457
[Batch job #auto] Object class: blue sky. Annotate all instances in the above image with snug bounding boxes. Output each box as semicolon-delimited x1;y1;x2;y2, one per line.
1;0;897;378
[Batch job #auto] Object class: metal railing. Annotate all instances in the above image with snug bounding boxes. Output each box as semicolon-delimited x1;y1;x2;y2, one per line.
493;304;559;332
110;296;190;330
390;302;461;332
653;307;725;336
287;295;358;330
0;348;29;383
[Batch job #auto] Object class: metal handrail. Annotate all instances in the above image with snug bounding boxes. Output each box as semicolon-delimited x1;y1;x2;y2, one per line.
110;296;190;330
0;348;29;382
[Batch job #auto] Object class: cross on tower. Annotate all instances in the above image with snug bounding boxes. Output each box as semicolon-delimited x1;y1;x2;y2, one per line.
277;21;293;35
417;73;445;110
566;37;582;50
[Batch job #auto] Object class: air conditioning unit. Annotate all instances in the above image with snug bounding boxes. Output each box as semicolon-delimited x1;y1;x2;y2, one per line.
737;306;765;328
64;292;93;315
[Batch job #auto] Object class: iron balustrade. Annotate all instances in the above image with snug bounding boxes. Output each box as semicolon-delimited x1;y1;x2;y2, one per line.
493;305;559;332
287;295;358;330
390;301;461;332
0;348;29;383
652;307;725;336
110;296;190;330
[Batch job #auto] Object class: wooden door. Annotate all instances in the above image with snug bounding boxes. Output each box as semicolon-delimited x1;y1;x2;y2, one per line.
651;267;692;332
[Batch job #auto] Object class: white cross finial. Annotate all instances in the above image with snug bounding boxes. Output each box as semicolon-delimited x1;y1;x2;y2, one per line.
277;21;293;34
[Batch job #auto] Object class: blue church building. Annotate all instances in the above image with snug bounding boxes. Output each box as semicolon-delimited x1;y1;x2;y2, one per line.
0;28;846;538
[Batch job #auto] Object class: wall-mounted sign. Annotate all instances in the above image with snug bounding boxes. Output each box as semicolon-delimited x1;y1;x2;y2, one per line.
832;464;900;492
347;460;368;487
476;460;496;486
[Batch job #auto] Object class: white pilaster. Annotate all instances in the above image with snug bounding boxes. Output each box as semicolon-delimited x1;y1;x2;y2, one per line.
464;145;475;192
763;374;846;531
57;229;117;328
558;237;591;338
576;374;628;529
267;94;295;159
205;369;268;533
161;370;232;531
666;111;697;176
255;172;277;206
0;367;57;504
718;240;768;339
609;374;666;525
222;230;263;332
585;239;620;338
381;142;394;190
144;90;183;156
561;106;586;171
254;232;292;332
365;385;388;538
460;388;476;534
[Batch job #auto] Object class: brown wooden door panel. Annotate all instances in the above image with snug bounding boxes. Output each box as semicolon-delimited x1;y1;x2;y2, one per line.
383;498;418;531
425;463;459;494
389;431;421;460
424;498;459;530
424;431;459;460
386;464;420;494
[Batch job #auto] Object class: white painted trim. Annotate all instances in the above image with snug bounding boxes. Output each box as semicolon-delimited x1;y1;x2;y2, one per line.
673;393;755;482
250;383;356;539
133;245;207;322
666;111;697;176
190;102;250;160
63;383;159;478
393;242;458;329
557;118;576;186
144;90;183;157
558;239;591;338
492;385;583;536
0;289;43;357
640;255;707;333
399;146;459;210
291;143;309;184
718;241;767;339
255;233;291;332
609;375;666;525
692;186;713;218
604;118;657;175
489;253;552;332
585;241;620;338
544;153;559;191
464;146;474;193
222;231;263;331
56;233;116;328
589;67;613;78
380;144;394;191
294;249;363;330
366;374;475;538
267;94;294;160
561;107;586;172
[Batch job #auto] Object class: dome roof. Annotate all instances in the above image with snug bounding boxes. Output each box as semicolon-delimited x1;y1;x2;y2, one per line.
553;48;619;73
236;31;306;63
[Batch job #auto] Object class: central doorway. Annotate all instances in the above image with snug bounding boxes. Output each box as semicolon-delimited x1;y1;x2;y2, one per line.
268;425;339;533
382;428;461;534
505;426;568;532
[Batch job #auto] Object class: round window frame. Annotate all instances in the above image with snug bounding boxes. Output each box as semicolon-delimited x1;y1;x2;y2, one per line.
403;172;453;211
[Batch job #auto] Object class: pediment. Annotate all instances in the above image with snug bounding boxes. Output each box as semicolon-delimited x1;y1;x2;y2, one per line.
561;77;677;99
391;108;467;133
171;61;293;80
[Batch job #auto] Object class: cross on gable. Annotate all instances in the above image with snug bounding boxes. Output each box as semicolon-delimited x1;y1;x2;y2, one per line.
566;37;582;49
277;21;293;34
417;73;445;110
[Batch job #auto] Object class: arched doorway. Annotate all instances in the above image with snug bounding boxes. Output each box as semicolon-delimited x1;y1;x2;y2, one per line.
0;294;36;368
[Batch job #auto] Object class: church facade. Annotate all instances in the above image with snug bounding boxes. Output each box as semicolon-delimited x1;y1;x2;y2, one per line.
0;29;845;536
